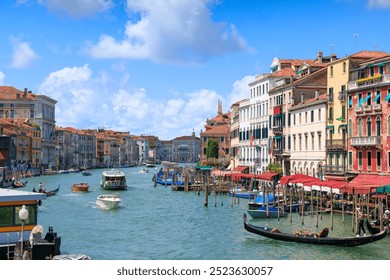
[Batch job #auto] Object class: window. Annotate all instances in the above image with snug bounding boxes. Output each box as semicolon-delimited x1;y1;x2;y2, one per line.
375;91;381;105
318;109;321;121
330;66;334;77
341;105;346;119
311;110;314;122
358;93;362;106
348;95;353;109
299;134;302;151
376;116;381;136
305;112;308;123
370;67;375;76
367;92;372;106
318;132;322;150
343;62;346;73
367;151;372;169
293;135;296;151
30;110;34;118
358;151;363;168
388;116;390;136
305;133;308;150
311;133;315;150
220;137;224;143
358;118;363;137
10;110;14;118
367;117;372;137
348;151;353;166
377;151;382;168
329;107;333;120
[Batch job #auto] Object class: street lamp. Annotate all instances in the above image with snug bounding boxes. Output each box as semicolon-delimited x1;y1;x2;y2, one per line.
18;205;29;259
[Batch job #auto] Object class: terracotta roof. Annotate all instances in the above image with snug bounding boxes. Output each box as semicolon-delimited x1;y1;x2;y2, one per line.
350;50;388;59
269;68;296;77
201;125;230;135
0;86;37;100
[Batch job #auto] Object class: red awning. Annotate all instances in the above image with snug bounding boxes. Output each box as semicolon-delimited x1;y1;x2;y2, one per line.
279;174;320;185
256;171;278;181
233;166;249;173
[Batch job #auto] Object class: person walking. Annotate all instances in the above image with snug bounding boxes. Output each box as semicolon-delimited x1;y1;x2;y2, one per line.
356;207;366;237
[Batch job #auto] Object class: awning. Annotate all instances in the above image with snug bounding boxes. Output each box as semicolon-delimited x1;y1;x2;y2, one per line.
338;124;347;133
385;92;390;101
326;125;334;133
233;166;249;173
256;171;279;181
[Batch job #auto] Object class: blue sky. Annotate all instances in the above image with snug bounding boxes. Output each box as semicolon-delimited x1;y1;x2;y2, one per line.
0;0;390;140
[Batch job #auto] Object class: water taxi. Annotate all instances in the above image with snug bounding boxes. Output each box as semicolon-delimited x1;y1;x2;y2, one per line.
0;188;61;259
100;169;127;190
71;182;89;193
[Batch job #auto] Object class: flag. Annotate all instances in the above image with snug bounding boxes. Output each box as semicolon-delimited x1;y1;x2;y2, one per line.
250;131;254;147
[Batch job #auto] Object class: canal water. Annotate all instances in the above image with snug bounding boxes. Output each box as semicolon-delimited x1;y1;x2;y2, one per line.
24;166;390;260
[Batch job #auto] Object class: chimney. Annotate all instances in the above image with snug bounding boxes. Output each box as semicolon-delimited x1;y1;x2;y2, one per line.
317;51;323;63
331;54;337;61
315;90;319;99
16;93;20;99
217;99;222;115
301;93;305;103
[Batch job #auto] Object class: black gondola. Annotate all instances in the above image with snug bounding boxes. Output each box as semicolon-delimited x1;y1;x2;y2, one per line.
366;220;390;235
243;214;388;247
32;185;60;196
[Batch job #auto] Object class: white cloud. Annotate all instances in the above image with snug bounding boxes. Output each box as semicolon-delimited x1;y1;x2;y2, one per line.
9;38;39;68
0;71;4;85
37;0;113;18
226;75;254;106
87;0;251;64
38;64;228;139
368;0;390;8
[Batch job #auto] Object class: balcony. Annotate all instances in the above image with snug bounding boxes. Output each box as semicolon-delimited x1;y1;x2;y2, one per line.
348;73;390;90
350;136;382;147
273;148;283;156
326;139;346;150
338;91;346;101
273;126;282;135
373;104;381;111
354;107;363;114
324;165;347;175
363;105;372;112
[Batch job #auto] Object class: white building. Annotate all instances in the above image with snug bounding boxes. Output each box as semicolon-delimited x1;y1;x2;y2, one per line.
289;92;327;178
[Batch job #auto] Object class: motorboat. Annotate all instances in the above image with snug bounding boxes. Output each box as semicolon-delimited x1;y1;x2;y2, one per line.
81;170;92;176
100;169;127;190
0;188;61;260
71;182;89;193
96;194;121;210
139;168;149;173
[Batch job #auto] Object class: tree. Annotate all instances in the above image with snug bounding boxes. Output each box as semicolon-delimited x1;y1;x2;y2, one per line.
206;139;219;159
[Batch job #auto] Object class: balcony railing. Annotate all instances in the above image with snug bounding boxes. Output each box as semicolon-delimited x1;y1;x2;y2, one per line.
324;165;347;175
273;149;283;155
338;91;346;101
350;136;382;146
273;127;282;135
348;73;390;90
373;104;381;111
354;107;363;113
363;105;372;112
326;139;346;150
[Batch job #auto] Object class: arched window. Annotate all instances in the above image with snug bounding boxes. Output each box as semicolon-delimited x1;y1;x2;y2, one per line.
348;119;352;136
376;116;381;136
358;118;363;137
367;117;372;137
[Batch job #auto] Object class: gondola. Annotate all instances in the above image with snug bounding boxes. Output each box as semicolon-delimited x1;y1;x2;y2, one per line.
12;180;28;188
33;185;60;196
366;219;390;235
243;213;388;247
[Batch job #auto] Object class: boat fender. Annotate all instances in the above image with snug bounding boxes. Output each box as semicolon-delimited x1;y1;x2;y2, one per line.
37;200;42;206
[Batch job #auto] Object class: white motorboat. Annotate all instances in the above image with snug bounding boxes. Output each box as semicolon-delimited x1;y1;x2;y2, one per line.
96;194;121;210
139;168;149;173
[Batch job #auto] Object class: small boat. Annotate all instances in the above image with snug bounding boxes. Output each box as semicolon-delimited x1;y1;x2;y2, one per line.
32;185;60;196
100;169;127;190
243;214;388;247
229;186;260;199
71;182;89;193
81;170;92;176
12;180;28;188
247;206;286;219
96;194;121;210
145;160;156;168
139;168;149;173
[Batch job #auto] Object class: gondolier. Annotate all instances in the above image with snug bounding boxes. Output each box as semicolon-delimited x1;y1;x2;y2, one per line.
356;208;366;237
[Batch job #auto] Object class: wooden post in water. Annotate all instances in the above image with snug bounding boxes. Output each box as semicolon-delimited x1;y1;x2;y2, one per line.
316;190;319;228
342;196;345;223
330;188;334;231
320;187;323;220
310;189;313;217
289;187;293;223
301;187;305;226
204;173;209;207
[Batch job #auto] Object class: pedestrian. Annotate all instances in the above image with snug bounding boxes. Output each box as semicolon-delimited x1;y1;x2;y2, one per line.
356;207;366;237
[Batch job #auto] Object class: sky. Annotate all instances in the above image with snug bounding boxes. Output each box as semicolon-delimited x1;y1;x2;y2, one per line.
0;0;390;140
